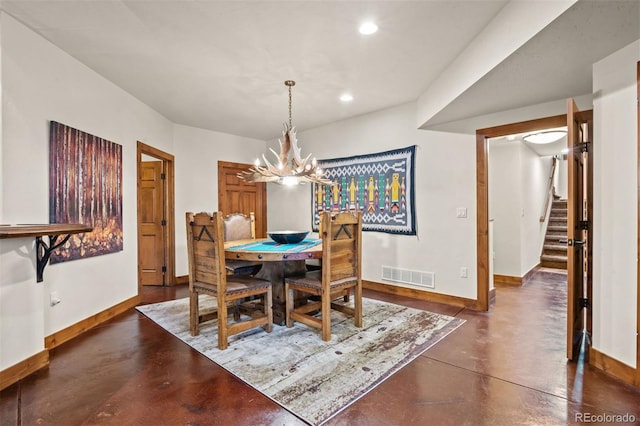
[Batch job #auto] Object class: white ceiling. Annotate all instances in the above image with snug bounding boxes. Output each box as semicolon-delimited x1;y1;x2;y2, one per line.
1;0;638;141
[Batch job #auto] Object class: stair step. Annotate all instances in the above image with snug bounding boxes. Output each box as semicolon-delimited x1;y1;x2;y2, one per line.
550;209;567;217
540;258;567;269
548;225;567;232
544;244;567;252
547;228;566;233
546;237;567;245
542;199;568;270
541;254;568;262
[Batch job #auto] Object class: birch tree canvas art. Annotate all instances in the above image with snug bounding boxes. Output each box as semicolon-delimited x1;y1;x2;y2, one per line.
49;121;123;263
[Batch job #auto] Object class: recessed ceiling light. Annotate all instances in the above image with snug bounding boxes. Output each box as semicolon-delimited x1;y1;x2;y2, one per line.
359;22;378;35
340;93;353;102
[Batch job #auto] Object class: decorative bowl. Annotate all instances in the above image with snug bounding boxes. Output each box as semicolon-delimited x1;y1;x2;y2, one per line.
268;230;309;244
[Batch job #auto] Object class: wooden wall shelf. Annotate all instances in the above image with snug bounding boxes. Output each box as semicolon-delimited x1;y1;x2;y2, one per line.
0;224;93;282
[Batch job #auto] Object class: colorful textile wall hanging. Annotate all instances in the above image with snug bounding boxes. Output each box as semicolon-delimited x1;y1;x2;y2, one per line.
311;146;416;235
49;121;123;263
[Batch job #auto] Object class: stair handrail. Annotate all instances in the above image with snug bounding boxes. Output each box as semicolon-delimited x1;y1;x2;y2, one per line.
539;156;558;222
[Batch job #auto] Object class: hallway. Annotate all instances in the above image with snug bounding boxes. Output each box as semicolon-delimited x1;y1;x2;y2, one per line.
2;269;639;425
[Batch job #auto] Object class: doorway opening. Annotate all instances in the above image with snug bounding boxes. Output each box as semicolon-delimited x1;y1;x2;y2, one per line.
136;141;176;287
476;108;592;362
488;126;569;283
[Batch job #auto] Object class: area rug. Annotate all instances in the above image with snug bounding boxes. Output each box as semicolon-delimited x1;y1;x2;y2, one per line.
136;296;464;425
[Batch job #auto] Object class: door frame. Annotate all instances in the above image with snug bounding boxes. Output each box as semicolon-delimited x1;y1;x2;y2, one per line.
136;141;176;287
476;114;567;311
636;61;640;386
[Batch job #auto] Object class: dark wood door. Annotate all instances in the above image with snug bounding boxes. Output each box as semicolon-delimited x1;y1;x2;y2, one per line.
218;161;267;237
139;161;165;285
566;99;593;360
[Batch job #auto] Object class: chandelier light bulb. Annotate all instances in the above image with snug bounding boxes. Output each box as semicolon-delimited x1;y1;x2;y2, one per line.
281;176;299;186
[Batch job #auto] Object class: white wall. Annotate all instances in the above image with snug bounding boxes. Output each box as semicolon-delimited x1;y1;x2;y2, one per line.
267;102;478;299
0;13;174;369
489;140;523;276
489;140;550;277
554;157;568;199
592;39;639;368
172;124;266;276
519;144;550;273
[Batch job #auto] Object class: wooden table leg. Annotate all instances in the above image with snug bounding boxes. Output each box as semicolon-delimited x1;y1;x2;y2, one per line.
255;260;307;325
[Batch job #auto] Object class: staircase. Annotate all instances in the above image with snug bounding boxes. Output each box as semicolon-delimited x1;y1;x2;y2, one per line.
541;199;568;269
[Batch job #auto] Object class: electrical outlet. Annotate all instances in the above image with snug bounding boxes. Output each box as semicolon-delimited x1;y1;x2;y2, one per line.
459;267;468;278
50;291;61;307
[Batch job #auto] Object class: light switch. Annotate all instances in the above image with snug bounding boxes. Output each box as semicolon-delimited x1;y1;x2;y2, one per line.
456;207;467;218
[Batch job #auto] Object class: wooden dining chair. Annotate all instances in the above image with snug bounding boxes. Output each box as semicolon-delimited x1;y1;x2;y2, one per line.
186;211;273;350
284;211;363;341
222;212;262;275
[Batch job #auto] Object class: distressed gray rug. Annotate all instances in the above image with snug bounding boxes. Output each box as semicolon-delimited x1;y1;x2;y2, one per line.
136;296;464;425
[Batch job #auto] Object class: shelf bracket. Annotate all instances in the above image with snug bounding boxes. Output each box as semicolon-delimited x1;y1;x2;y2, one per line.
0;224;93;282
35;234;74;283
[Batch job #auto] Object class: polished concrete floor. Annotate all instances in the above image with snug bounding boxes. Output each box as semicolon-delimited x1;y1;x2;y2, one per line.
2;269;639;425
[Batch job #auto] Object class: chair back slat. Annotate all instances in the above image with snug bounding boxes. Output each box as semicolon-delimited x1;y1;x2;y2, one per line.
321;211;362;283
186;212;226;292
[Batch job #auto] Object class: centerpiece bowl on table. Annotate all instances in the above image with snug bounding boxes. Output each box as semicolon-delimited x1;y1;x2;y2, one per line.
267;231;309;244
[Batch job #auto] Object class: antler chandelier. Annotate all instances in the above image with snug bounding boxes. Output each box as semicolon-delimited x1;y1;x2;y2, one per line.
238;80;334;186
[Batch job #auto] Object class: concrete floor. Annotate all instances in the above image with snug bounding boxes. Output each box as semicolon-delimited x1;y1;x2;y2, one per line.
1;268;639;425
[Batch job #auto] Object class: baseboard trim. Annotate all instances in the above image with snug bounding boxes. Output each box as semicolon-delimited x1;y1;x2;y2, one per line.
489;287;497;305
0;350;49;391
494;264;541;287
45;295;139;350
363;280;480;310
1;295;140;391
590;347;638;387
524;263;541;281
175;275;189;285
494;274;522;286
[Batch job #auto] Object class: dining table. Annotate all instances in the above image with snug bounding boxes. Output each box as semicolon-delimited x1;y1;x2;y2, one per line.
224;237;322;325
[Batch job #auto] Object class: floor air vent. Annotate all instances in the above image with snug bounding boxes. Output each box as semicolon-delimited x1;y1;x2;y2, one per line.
381;266;435;289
